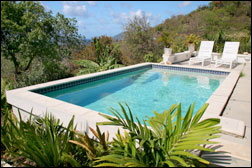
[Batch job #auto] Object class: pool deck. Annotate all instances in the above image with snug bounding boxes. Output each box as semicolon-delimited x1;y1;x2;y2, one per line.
176;61;251;167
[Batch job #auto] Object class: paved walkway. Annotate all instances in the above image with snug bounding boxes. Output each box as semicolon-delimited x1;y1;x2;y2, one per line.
216;63;251;167
177;61;251;167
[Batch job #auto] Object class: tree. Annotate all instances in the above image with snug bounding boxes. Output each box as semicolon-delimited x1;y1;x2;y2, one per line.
123;15;157;64
1;1;82;79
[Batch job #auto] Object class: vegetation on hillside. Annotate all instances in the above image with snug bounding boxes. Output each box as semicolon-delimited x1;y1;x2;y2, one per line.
152;1;251;54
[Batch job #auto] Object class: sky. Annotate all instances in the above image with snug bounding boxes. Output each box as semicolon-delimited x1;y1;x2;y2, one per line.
40;1;211;39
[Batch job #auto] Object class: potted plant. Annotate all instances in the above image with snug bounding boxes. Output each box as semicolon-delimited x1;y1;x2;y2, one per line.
185;34;201;53
158;31;173;56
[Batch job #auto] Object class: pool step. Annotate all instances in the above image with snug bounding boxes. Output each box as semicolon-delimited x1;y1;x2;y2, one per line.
201;114;246;138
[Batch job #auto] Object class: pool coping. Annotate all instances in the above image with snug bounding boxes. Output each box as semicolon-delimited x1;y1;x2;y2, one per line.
6;62;245;138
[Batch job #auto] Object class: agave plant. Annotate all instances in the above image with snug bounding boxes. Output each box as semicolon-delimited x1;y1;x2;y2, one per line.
1;110;81;167
95;102;221;167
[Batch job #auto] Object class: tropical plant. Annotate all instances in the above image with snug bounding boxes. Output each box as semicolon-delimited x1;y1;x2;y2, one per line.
69;125;110;166
95;102;221;167
74;38;124;75
185;34;201;46
74;58;124;76
157;31;174;48
1;111;81;167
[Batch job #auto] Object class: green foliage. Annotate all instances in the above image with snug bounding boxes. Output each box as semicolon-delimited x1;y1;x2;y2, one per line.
74;36;122;64
75;59;124;76
73;37;124;75
1;79;13;116
144;52;155;62
69;125;110;166
157;31;174;48
185;34;201;46
155;25;163;32
96;102;221;167
13;61;73;88
239;35;251;53
154;1;251;54
204;30;228;53
171;39;188;53
1;1;82;81
1;111;81;167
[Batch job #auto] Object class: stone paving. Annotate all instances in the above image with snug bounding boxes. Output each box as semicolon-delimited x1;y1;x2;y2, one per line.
178;61;251;167
217;63;251;167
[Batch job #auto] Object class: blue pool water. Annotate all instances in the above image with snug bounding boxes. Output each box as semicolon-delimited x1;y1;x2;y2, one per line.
44;68;226;121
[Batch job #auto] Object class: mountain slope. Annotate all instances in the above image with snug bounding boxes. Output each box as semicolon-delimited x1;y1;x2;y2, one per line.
152;1;251;53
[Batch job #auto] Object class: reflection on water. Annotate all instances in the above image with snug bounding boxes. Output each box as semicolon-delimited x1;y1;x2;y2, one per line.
161;71;169;86
197;76;210;89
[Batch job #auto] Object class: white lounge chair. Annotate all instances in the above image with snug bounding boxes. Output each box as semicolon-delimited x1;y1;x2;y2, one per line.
189;41;214;66
215;42;240;69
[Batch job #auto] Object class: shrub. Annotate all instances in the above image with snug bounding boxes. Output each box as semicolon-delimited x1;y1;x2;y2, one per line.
144;52;155;62
14;61;73;88
1;78;13;116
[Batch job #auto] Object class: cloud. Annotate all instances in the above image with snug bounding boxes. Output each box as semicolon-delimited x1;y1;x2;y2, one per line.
62;2;88;17
120;2;132;9
129;9;145;19
178;1;191;8
87;1;96;6
109;9;162;26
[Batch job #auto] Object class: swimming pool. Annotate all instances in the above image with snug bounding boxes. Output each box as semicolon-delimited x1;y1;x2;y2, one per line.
9;62;245;137
41;66;227;120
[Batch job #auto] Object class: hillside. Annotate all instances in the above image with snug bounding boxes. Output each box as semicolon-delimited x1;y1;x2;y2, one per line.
113;32;125;41
152;1;251;53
